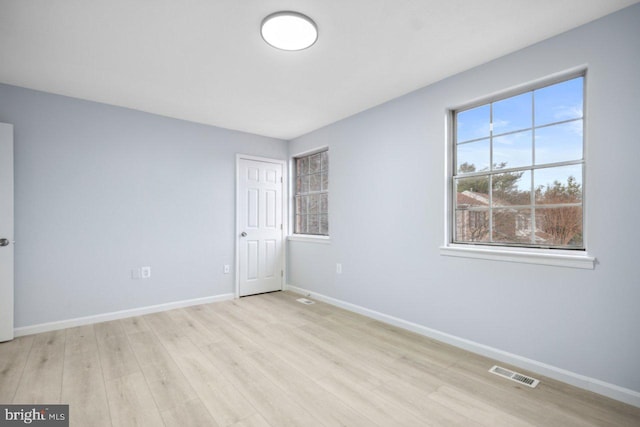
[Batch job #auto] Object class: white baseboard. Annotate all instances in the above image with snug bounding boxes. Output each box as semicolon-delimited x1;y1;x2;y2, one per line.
14;293;235;337
285;284;640;408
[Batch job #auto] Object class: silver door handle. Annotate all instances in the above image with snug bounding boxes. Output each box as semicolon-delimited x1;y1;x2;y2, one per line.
240;232;247;237
0;238;9;247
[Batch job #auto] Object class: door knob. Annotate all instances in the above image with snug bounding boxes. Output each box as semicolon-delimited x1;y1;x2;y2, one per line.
240;232;247;237
0;238;9;247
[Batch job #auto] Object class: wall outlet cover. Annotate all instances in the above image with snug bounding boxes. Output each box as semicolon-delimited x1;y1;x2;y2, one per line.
141;266;151;279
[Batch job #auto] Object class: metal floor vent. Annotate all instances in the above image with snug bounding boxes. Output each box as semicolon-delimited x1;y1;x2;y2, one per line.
489;365;540;388
296;298;315;305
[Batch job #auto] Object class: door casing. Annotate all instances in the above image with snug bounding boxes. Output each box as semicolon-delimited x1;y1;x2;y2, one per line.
0;123;14;342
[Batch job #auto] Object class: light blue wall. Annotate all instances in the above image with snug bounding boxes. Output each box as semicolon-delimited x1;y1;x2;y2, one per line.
0;84;287;327
288;5;640;393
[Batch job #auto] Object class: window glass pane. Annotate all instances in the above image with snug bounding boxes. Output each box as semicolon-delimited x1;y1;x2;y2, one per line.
320;150;329;171
456;176;489;208
319;214;328;235
535;120;583;165
308;194;319;214
492;170;531;206
455;210;490;242
534;165;582;204
295;196;302;214
493;208;532;244
535;207;583;247
457;105;490;142
492;92;532;135
457;139;490;174
310;173;321;192
535;77;583;126
309;153;321;173
493;130;532;170
308;214;320;235
321;171;328;191
298;157;308;176
296;214;307;234
320;193;328;213
300;174;309;193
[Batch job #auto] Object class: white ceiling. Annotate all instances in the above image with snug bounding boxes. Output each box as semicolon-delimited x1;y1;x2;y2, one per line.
1;0;637;140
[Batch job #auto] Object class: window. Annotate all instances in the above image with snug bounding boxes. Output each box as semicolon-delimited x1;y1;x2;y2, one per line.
294;149;328;235
453;75;584;250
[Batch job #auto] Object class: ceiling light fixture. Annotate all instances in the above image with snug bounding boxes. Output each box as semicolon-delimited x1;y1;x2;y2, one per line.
261;11;318;51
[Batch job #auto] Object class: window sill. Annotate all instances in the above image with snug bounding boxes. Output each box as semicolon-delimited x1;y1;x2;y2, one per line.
288;235;331;244
440;244;596;269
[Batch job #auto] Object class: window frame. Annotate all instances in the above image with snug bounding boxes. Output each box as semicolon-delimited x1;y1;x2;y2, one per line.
290;146;330;242
441;70;596;269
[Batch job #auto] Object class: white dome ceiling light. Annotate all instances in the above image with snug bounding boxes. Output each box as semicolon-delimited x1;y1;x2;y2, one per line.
261;11;318;51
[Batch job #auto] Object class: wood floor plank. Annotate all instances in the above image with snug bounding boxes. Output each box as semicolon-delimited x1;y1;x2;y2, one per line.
96;331;139;380
0;335;34;402
231;413;273;427
64;325;98;356
244;349;381;427
120;315;150;335
127;330;197;410
428;385;536;427
94;319;126;340
62;349;111;427
165;308;225;345
375;378;483;427
153;332;256;426
160;398;219;427
202;340;325;427
12;330;65;404
104;372;164;427
317;372;429;426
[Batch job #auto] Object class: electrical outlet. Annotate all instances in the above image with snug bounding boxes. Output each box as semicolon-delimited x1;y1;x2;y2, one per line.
131;268;141;280
141;266;151;279
223;264;230;274
336;263;342;274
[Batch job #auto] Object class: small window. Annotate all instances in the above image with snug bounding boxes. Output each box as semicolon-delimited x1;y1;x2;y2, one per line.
294;149;328;235
453;75;584;249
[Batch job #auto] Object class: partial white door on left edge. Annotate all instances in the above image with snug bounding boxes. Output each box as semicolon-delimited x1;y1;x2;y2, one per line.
0;123;14;342
237;157;284;297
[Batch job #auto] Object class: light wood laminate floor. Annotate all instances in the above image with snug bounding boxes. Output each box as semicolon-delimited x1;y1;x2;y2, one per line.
1;291;639;426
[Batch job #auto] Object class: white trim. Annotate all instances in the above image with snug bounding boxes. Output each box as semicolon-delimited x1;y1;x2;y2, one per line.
291;145;330;159
288;235;331;244
440;244;596;269
14;293;234;337
284;284;640;408
235;154;287;298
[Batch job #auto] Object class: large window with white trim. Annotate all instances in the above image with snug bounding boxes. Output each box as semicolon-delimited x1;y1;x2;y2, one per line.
453;75;585;249
294;149;328;235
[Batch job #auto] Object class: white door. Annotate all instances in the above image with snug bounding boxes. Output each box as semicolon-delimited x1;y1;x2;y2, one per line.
0;123;14;342
237;157;284;297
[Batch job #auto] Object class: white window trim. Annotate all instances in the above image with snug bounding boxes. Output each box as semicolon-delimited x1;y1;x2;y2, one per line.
440;244;595;269
441;68;596;270
288;234;331;244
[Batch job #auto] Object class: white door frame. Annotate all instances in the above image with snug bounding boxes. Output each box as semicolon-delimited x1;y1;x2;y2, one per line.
0;123;14;342
235;154;287;298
